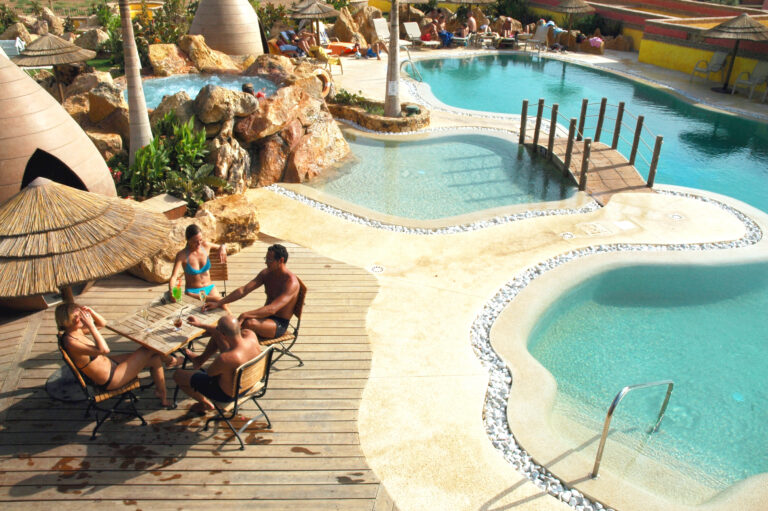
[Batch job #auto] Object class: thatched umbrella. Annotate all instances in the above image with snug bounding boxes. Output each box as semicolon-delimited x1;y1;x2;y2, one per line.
0;177;171;300
10;33;96;102
703;13;768;93
290;0;341;39
551;0;595;33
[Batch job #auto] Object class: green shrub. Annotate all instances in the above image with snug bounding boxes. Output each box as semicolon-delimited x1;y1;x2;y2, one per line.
63;15;75;33
573;14;622;38
332;89;386;116
249;1;289;38
0;4;18;33
493;0;536;25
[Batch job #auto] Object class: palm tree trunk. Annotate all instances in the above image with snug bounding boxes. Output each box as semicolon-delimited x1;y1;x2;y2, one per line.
383;0;400;118
119;0;152;166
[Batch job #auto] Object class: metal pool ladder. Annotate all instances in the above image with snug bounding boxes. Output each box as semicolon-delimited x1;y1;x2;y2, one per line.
399;45;422;82
591;380;674;478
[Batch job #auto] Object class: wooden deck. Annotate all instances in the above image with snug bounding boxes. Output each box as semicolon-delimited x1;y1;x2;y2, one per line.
530;137;653;206
0;236;397;510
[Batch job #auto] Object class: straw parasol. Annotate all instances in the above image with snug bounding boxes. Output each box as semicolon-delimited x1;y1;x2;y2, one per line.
0;177;171;299
551;0;595;33
703;13;768;93
290;1;341;42
11;33;96;102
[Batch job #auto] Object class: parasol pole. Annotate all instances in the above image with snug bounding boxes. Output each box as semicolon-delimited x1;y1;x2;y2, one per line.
718;39;740;92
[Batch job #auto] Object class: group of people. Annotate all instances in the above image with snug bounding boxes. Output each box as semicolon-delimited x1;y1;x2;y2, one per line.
57;225;300;414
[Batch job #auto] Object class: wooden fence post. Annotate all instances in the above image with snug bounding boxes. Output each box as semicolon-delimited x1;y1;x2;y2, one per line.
577;98;588;141
519;99;528;145
594;97;607;143
647;135;663;188
579;138;591;191
629;115;644;166
532;98;545;148
547;103;558;160
564;118;577;175
612;102;625;150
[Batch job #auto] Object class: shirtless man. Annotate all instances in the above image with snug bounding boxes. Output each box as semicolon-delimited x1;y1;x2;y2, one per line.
173;315;261;413
204;244;299;339
467;13;478;34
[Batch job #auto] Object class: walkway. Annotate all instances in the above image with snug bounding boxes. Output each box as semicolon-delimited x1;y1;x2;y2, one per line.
0;236;397;510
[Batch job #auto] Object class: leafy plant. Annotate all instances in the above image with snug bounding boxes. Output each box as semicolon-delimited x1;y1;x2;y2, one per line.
329;0;348;11
28;0;42;16
573;14;622;37
0;4;19;33
492;0;536;25
332;89;386;116
90;0;120;32
101;25;124;71
250;0;290;38
63;15;76;33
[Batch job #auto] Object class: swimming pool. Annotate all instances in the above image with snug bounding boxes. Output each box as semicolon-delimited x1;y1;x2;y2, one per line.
527;262;768;499
305;130;576;220
413;55;768;213
132;74;276;109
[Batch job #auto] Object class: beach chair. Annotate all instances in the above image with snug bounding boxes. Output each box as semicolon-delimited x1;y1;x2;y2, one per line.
208;257;229;296
522;24;552;52
58;335;146;439
309;45;343;75
317;21;339;47
373;17;412;48
204;347;275;450
731;61;768;100
258;278;307;367
0;37;25;58
403;21;440;49
690;51;728;83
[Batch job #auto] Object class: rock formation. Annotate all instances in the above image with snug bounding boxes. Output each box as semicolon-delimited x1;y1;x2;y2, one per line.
178;34;241;73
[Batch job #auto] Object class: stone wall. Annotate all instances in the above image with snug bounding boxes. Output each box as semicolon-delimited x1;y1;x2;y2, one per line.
327;101;430;133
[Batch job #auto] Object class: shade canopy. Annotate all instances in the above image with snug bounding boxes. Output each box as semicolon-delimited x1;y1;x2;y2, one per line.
0;178;171;297
551;0;595;15
290;1;341;19
10;33;95;67
703;13;768;41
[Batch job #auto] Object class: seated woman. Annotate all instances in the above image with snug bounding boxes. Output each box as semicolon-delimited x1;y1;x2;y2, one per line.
56;303;180;407
170;224;229;309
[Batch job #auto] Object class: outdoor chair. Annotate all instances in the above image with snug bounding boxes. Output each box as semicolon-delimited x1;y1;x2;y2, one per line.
731;61;768;101
58;335;146;439
690;51;728;83
204;346;275;450
309;45;343;75
258;277;307;367
403;21;439;49
373;17;412;48
208;257;229;296
523;24;552;52
317;21;339;48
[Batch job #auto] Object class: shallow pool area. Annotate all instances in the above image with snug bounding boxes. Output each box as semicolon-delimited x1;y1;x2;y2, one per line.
133;74;276;109
413;54;768;213
527;263;768;497
304;130;576;220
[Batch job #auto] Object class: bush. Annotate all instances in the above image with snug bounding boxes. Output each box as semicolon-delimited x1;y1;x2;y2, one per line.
573;14;622;38
332;89;386;116
0;4;19;33
493;0;536;25
249;0;290;38
114;113;230;214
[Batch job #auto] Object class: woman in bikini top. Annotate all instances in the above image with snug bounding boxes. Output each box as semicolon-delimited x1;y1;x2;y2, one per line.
55;303;181;407
169;224;228;310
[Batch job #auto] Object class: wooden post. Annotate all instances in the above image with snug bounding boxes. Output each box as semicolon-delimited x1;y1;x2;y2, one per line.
612;101;624;150
647;135;663;188
579;138;591;191
547;103;558;160
564;118;577;175
629;115;644;166
519;100;528;145
594;97;607;143
577;98;588;141
532;98;544;148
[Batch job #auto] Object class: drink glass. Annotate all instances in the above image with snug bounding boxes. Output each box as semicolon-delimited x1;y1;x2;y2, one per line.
173;316;183;331
198;290;207;311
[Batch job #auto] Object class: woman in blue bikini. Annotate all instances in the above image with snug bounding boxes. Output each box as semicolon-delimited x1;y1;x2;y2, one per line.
169;224;228;309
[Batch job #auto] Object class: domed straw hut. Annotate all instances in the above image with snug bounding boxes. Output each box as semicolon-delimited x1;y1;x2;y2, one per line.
189;0;265;56
0;54;115;205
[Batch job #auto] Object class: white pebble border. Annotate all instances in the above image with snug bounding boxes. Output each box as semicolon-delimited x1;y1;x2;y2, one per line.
265;184;600;235
469;189;762;511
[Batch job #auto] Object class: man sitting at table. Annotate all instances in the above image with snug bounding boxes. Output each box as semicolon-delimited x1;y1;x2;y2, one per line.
187;244;299;368
174;315;261;414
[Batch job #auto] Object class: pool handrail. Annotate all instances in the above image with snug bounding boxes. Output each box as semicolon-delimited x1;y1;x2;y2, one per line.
591;379;674;479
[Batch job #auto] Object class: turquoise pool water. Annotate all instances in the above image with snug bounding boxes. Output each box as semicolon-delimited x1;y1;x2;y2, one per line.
528;263;768;491
305;131;575;219
132;74;276;109
414;55;768;213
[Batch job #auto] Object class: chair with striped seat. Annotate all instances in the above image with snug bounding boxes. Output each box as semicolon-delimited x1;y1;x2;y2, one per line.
258;278;307;367
58;336;146;439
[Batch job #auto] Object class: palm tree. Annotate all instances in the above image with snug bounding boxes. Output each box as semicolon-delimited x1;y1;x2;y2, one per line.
383;0;400;117
118;0;152;166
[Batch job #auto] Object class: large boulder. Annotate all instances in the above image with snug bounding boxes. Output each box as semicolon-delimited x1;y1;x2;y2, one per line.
150;91;196;127
353;6;382;45
62;93;90;124
17;14;37;31
64;70;114;99
253;134;288;186
399;4;424;27
74;29;110;51
208;136;251;192
178;34;240;73
235;85;305;143
243;54;295;86
41;7;64;36
193;85;259;124
334;6;367;45
30;19;48;36
197;193;260;247
86;130;123;161
605;34;633;52
88;83;128;123
1;23;32;44
284;110;350;183
148;43;197;77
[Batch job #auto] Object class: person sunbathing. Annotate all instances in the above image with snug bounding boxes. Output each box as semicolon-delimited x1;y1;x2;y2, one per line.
169;224;229;310
421;21;439;43
352;40;388;60
56;303;181;407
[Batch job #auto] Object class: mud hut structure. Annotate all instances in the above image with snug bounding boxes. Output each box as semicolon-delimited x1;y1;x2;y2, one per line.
189;0;265;55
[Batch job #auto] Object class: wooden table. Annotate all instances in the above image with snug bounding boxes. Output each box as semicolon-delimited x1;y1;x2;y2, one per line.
106;302;226;356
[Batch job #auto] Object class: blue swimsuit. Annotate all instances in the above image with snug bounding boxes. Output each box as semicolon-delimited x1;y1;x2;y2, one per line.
185;252;214;295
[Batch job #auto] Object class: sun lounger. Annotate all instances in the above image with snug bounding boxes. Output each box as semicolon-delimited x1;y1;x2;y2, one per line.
403;21;440;49
373;17;411;48
731;60;768;100
522;24;552;52
690;51;728;83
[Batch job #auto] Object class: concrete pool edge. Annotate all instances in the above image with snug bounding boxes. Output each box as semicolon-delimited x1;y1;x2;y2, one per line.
475;187;768;511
